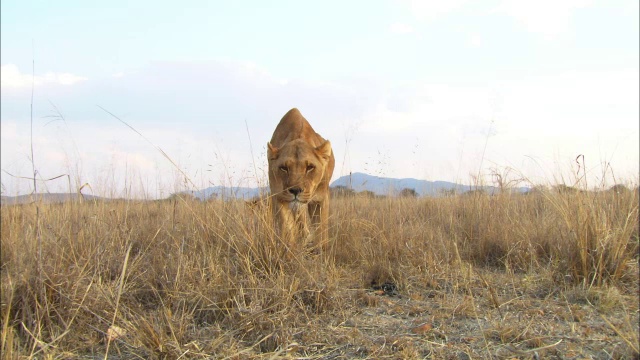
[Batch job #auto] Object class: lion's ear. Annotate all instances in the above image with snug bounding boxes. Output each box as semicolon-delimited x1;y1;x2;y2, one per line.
315;141;332;161
267;142;279;160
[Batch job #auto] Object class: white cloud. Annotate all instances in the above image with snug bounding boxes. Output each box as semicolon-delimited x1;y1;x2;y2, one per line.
406;0;470;21
354;69;638;185
107;149;155;171
468;33;483;48
47;72;87;85
1;64;88;89
1;64;34;88
497;68;639;134
361;106;415;133
490;68;639;181
0;121;18;140
389;22;414;34
1;61;637;197
492;0;593;38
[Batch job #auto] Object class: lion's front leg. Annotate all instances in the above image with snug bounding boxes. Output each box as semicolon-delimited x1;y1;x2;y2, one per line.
273;202;296;254
308;198;329;252
274;201;309;256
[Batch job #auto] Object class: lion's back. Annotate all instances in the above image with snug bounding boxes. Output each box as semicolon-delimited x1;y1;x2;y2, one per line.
270;108;328;149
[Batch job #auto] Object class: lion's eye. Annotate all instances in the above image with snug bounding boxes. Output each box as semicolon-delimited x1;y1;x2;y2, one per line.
306;164;315;172
279;166;288;173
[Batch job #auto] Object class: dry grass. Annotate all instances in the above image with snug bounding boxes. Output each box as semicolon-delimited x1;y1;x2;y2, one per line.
1;187;638;359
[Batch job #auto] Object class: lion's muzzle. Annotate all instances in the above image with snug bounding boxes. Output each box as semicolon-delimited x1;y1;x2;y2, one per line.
282;186;309;203
288;187;303;197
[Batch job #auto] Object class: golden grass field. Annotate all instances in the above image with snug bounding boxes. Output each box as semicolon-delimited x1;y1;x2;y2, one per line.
1;185;638;359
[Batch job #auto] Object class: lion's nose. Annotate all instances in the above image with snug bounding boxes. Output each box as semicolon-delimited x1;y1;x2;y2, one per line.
288;187;303;196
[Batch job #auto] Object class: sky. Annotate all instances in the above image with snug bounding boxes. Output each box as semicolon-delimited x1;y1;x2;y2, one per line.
1;0;638;198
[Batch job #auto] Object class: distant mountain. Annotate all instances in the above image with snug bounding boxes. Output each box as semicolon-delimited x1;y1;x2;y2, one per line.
186;186;268;200
330;172;529;196
1;193;105;205
2;173;530;205
189;172;530;200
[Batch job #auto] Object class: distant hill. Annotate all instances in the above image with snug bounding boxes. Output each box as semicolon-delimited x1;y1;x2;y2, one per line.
1;193;105;205
330;172;529;196
1;188;266;204
2;173;531;204
186;186;268;200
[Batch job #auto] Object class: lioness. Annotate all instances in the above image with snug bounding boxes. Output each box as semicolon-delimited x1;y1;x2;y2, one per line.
267;108;335;253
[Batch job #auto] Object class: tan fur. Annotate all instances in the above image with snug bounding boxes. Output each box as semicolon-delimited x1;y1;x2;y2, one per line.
267;108;335;253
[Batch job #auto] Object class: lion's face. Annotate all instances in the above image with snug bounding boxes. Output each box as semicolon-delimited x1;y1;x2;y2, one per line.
268;139;332;204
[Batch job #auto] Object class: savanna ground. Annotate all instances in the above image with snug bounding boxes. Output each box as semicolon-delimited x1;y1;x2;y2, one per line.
1;185;639;359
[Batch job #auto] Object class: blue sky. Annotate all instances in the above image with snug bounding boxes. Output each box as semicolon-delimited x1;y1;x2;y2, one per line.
1;0;638;197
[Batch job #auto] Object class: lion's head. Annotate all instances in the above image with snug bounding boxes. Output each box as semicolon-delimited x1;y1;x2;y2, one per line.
267;138;332;205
